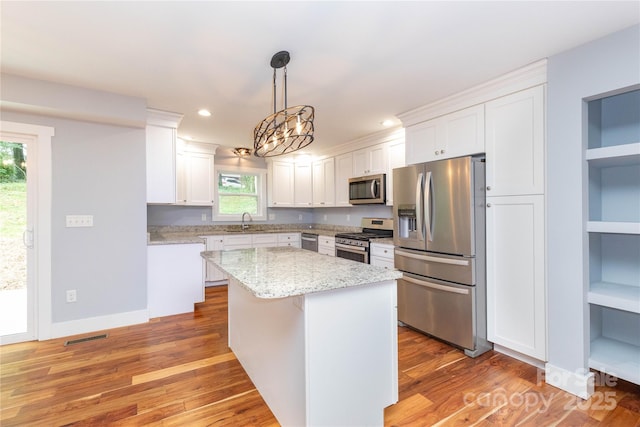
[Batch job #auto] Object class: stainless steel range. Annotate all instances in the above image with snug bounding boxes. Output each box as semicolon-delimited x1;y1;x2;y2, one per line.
335;218;393;264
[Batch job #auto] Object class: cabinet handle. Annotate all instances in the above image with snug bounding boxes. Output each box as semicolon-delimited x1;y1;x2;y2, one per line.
440;149;445;154
487;203;492;207
486;186;491;191
434;150;439;155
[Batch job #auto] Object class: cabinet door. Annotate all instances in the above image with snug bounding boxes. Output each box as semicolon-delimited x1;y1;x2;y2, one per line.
294;162;313;207
485;85;545;196
335;153;353;207
486;194;546;360
205;236;226;282
442;104;485;159
386;140;405;206
352;144;387;176
146;125;176;203
268;161;294;207
186;152;215;205
175;148;186;204
313;158;335;207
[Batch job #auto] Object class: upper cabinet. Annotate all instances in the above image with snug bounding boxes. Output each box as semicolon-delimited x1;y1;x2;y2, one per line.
294;162;313;207
313;158;335;207
353;143;387;176
485;85;545;196
334;152;353;207
268;160;295;207
146;108;183;204
176;139;217;206
404;104;484;165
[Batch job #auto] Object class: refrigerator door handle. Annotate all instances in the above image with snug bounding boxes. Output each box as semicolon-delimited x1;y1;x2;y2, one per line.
416;172;424;240
425;171;432;242
402;275;470;295
395;249;470;266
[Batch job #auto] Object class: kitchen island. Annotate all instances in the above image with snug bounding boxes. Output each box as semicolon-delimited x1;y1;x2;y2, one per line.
201;247;402;427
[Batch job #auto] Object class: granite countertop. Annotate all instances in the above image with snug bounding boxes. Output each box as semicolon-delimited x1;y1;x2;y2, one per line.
201;247;402;299
147;224;358;245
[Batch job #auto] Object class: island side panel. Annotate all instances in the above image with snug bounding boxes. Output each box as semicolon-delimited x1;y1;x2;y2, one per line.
305;279;398;426
227;277;307;426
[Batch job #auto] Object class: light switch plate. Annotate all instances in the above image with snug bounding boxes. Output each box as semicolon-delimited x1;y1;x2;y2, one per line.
66;215;93;227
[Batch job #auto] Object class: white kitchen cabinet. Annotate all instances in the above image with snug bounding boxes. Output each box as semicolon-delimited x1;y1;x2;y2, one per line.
278;232;301;248
252;233;278;247
404;104;484;165
486;194;546;360
485;85;545;196
318;235;335;256
334;153;353;207
147;243;204;318
312;158;335;207
175;140;216;206
223;234;253;249
586;89;640;385
146;108;183;204
268;160;295;207
353;143;387;176
386;139;405;206
204;235;226;282
294;162;313;207
370;242;395;270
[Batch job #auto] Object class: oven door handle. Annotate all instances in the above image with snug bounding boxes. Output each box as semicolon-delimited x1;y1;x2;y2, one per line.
402;275;470;295
335;243;367;252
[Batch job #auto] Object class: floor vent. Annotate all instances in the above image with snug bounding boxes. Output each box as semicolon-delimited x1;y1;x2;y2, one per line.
64;333;108;346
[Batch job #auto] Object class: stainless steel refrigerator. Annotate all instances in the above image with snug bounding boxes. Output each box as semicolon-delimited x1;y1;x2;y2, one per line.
392;155;492;357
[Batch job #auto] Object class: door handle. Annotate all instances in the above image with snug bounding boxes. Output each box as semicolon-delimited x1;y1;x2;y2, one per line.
395;249;469;266
403;275;469;295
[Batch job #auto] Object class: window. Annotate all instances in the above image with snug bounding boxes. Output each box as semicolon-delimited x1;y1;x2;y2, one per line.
213;167;267;221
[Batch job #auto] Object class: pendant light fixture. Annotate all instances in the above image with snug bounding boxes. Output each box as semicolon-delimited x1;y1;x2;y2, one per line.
253;51;314;157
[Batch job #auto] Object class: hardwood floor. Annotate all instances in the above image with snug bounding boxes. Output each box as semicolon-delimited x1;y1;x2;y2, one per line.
2;285;639;426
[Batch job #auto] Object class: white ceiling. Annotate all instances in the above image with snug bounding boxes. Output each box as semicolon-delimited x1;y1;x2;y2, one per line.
2;1;639;154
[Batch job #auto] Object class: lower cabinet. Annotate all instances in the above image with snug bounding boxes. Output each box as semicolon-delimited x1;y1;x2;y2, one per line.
278;233;301;248
318;235;335;256
370;243;395;269
486;195;546;361
147;243;204;318
204;236;226;282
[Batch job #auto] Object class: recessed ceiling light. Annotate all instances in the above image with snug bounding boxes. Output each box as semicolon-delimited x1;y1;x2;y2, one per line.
198;109;211;117
381;119;394;127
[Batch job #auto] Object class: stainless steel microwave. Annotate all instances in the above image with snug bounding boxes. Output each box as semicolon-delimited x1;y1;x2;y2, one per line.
349;174;386;205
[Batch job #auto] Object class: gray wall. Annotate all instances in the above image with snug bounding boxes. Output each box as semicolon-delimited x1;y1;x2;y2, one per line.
546;25;639;374
2;74;148;323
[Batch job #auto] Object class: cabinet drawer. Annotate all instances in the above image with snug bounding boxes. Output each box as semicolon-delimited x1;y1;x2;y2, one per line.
252;233;278;246
223;234;252;247
371;243;394;259
278;233;300;243
204;236;224;251
319;235;335;246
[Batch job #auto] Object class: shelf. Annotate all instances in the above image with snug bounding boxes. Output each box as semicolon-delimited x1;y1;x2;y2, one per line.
587;221;640;234
589;282;640;313
586;142;640;167
589;336;640;385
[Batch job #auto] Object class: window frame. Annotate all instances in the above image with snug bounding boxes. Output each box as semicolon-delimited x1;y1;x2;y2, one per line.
212;166;267;222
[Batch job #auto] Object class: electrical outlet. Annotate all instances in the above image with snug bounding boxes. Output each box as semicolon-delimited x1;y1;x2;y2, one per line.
323;214;327;221
66;215;93;227
66;290;77;303
201;213;207;222
298;214;303;220
347;214;351;222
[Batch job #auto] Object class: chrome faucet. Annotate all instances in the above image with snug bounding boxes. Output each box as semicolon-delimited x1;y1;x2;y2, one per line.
241;212;253;230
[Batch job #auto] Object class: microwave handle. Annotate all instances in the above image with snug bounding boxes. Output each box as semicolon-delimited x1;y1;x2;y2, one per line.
371;179;378;198
425;171;432;242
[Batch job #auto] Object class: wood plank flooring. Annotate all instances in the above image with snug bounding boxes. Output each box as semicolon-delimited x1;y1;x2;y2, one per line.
2;285;639;426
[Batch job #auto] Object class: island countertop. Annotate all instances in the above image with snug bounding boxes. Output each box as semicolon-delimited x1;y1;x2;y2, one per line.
201;246;402;299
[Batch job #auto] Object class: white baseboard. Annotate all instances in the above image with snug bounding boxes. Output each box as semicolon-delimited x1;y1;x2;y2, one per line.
49;309;149;340
493;344;545;370
545;363;595;399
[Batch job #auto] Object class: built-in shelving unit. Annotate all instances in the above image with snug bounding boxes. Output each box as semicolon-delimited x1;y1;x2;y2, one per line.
586;88;640;385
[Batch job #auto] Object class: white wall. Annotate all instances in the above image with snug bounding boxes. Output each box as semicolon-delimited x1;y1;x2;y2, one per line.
546;25;639;377
1;74;148;327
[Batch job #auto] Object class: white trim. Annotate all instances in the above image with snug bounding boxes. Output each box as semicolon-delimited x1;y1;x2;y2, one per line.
213;166;268;222
398;59;548;127
545;363;595;400
493;343;545;370
1;121;54;341
50;309;149;339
